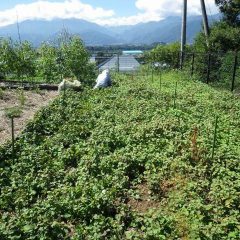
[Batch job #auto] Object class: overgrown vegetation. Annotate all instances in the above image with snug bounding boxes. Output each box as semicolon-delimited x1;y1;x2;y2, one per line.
215;0;240;26
146;42;183;69
0;71;239;239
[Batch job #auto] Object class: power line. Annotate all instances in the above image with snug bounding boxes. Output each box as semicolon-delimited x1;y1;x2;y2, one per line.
16;12;22;44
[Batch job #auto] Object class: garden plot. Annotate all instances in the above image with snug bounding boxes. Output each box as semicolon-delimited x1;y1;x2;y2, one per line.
0;71;239;239
0;89;58;145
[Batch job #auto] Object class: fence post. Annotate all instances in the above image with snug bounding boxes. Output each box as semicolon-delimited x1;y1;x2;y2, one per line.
177;52;181;69
211;116;219;161
173;81;178;109
159;68;162;91
151;65;154;82
191;53;195;76
206;53;211;84
11;117;15;156
117;53;120;73
231;52;238;92
180;51;184;70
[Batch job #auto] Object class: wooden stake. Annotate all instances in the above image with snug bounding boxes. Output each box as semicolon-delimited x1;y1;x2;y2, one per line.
11;117;15;156
211;116;218;160
231;52;238;92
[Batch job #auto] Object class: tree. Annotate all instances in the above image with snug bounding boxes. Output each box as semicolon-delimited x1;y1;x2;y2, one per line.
37;43;61;83
15;41;37;79
60;36;96;85
193;21;240;84
215;0;240;26
194;22;240;52
148;42;191;69
0;38;19;79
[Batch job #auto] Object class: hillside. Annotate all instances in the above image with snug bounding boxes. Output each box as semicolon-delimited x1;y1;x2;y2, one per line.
0;18;123;46
0;71;239;239
0;15;220;46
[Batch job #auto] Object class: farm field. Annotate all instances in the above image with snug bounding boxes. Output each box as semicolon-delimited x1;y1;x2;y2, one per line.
0;71;239;239
0;89;58;145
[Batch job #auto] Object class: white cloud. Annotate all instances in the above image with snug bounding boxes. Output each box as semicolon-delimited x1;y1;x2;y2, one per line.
99;0;219;26
0;0;219;27
96;11;163;26
135;0;218;17
0;0;114;27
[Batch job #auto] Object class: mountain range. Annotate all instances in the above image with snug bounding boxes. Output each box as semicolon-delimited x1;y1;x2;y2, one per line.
0;14;220;46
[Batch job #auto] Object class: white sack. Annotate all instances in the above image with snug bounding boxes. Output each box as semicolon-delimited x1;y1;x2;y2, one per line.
58;79;82;92
94;69;111;89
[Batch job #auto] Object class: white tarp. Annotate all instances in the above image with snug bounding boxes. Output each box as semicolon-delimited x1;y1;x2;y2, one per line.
94;69;111;89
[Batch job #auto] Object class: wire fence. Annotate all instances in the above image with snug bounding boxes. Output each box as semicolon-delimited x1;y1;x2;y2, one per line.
92;51;240;92
0;50;239;92
181;51;240;91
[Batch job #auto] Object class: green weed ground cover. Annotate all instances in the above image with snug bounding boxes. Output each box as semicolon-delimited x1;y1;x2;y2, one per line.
0;71;239;239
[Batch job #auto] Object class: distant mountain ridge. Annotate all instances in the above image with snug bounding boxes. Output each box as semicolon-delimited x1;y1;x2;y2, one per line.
0;15;220;46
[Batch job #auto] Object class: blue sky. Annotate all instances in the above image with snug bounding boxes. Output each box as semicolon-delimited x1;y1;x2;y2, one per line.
0;0;139;16
83;0;139;17
0;0;218;27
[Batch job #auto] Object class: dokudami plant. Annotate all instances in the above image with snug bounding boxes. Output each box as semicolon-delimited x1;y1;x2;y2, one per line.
0;71;239;239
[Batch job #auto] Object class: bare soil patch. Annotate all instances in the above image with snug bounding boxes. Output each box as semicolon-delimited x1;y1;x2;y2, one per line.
128;175;188;214
0;89;58;145
128;183;160;214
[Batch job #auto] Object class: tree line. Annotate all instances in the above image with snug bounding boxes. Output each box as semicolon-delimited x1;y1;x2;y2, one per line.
0;35;96;84
147;0;240;85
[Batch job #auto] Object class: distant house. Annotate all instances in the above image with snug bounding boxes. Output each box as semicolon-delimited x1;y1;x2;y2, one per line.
122;50;143;56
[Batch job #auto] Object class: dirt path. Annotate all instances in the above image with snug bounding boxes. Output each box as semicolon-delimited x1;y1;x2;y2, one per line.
0;89;58;145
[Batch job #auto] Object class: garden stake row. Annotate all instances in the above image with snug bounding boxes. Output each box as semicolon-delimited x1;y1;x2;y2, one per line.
211;116;219;161
159;68;162;91
173;81;178;108
11;117;14;156
151;67;154;83
191;53;195;76
231;52;238;92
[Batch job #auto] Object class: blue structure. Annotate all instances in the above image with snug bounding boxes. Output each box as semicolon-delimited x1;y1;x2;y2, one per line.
122;50;143;55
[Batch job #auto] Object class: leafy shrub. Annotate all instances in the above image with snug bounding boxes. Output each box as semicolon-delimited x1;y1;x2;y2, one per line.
192;21;240;84
147;42;192;69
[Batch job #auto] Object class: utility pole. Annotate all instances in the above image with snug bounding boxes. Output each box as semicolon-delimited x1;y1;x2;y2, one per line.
200;0;210;38
180;0;187;68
